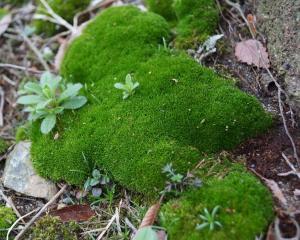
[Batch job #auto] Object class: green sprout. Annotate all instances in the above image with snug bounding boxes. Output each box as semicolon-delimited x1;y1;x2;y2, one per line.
114;74;139;99
196;206;222;231
17;71;87;134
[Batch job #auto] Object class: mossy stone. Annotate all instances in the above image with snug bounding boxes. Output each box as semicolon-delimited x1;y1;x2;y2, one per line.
34;0;90;36
30;6;272;195
160;165;274;240
0;206;16;239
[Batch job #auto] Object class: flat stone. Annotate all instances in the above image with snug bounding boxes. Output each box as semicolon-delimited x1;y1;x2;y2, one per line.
2;141;57;200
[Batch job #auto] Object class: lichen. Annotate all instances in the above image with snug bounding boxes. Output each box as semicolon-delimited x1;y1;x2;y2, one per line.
30;6;272;196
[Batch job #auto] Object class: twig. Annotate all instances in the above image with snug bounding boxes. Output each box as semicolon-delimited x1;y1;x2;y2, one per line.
274;217;300;240
0;186;24;223
96;210;117;240
39;0;75;33
14;184;67;240
278;153;300;179
6;208;40;240
0;63;43;74
17;28;50;72
0;87;4;127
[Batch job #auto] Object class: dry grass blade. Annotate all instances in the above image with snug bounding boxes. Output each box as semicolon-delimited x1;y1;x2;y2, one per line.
274;217;300;240
0;13;12;36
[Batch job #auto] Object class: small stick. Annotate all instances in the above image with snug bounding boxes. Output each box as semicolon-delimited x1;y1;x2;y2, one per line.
39;0;75;33
6;208;40;240
14;184;67;240
17;29;50;72
0;87;4;127
0;63;43;74
0;187;24;223
96;211;117;240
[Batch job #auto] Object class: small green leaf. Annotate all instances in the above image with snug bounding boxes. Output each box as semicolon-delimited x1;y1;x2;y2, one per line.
59;83;83;101
40;114;56;134
17;95;42;105
40;71;53;88
23;82;43;95
92;169;101;179
62;96;87;109
133;227;159;240
114;83;125;90
90;178;100;186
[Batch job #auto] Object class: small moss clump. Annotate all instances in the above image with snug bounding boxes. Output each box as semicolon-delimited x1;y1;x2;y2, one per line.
173;0;219;48
29;215;79;240
145;0;219;48
0;206;16;239
161;164;274;240
0;138;8;155
145;0;177;22
30;6;272;195
34;0;90;36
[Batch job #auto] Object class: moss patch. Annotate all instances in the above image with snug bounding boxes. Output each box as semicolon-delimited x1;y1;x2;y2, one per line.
0;206;16;239
161;163;274;239
30;6;271;195
145;0;177;22
28;215;79;240
0;138;8;155
34;0;90;36
145;0;219;48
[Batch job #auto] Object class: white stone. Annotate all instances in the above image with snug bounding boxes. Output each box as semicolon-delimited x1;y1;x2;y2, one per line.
2;141;57;200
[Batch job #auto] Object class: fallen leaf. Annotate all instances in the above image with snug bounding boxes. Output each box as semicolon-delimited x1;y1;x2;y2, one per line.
0;11;12;36
139;203;160;228
235;39;270;68
49;204;94;222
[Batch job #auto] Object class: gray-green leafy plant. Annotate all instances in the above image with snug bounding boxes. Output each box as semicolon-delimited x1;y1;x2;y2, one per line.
84;169;110;197
114;74;139;99
161;163;202;195
17;71;87;134
196;206;222;231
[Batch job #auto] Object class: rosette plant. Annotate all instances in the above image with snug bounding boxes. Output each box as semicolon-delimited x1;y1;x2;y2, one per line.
17;72;87;134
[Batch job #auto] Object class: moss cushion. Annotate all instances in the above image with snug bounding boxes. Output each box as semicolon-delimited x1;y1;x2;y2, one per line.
161;164;274;239
30;6;272;195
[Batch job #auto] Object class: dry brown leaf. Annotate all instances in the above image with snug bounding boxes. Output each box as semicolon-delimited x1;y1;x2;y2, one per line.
49;204;94;222
139;203;160;228
0;13;12;36
235;39;270;68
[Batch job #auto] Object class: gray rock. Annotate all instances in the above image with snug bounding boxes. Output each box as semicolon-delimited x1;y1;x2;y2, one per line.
2;141;57;200
257;0;300;117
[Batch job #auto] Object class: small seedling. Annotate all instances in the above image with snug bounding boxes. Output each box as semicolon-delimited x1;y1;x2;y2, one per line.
114;74;139;99
161;163;201;195
84;169;110;197
17;71;87;134
196;206;222;231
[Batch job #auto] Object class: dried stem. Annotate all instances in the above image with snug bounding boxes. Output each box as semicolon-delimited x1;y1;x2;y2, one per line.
14;184;67;240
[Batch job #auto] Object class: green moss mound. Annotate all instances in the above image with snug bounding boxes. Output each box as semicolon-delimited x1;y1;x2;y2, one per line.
161;165;274;240
34;0;90;36
145;0;177;22
30;6;271;195
173;0;219;48
0;206;16;238
145;0;219;48
28;215;79;240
